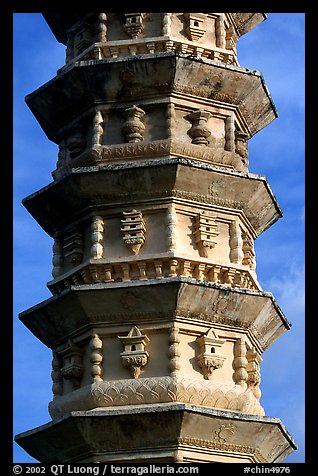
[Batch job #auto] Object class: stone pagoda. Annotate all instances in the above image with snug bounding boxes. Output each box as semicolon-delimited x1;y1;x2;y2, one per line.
15;13;296;463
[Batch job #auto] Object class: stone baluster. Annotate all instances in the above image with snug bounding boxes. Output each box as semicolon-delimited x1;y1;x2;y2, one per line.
215;14;226;49
187;110;211;146
91;111;104;147
90;216;104;259
225;112;235;151
163;13;172;36
233;337;248;388
97;13;107;43
51;351;63;397
168;323;181;377
166;204;177;252
166;102;175;139
122;105;146;143
90;334;103;383
52;238;63;278
229;220;244;264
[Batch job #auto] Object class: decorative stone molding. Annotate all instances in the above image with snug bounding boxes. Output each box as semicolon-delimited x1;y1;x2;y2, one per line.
98;140;246;171
186;110;212;146
183;13;206;42
65;139;247;172
193;213;219;258
177;436;266;463
122;105;146;143
60;340;84;389
118;326;150;378
48;376;265;419
233;337;248;388
123;13;144;39
90;216;104;259
121;209;146;255
196;328;226;380
63;229;84;265
48;258;260;295
90;334;103;383
60;33;237;68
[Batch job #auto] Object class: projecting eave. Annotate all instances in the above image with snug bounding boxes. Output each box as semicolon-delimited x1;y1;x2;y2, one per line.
19;278;291;352
231;13;267;37
22;159;282;238
25;53;277;144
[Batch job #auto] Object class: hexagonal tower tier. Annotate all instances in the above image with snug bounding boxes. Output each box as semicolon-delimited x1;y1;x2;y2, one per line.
15;13;296;463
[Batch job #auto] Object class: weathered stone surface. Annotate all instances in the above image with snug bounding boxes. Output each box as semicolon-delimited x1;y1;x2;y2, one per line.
19;278;290;351
26;53;276;144
15;403;296;463
16;12;296;464
23;159;281;238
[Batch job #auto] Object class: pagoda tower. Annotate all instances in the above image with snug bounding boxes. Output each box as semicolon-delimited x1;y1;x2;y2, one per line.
15;13;296;463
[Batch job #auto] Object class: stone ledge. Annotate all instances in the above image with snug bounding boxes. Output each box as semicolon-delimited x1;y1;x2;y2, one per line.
19;278;290;351
15;403;296;463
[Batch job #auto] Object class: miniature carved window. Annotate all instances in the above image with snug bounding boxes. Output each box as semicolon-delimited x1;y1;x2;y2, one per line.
123;13;144;38
184;13;206;42
121;209;146;255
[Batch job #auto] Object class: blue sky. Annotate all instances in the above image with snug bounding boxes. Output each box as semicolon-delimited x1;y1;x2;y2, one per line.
13;13;305;463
